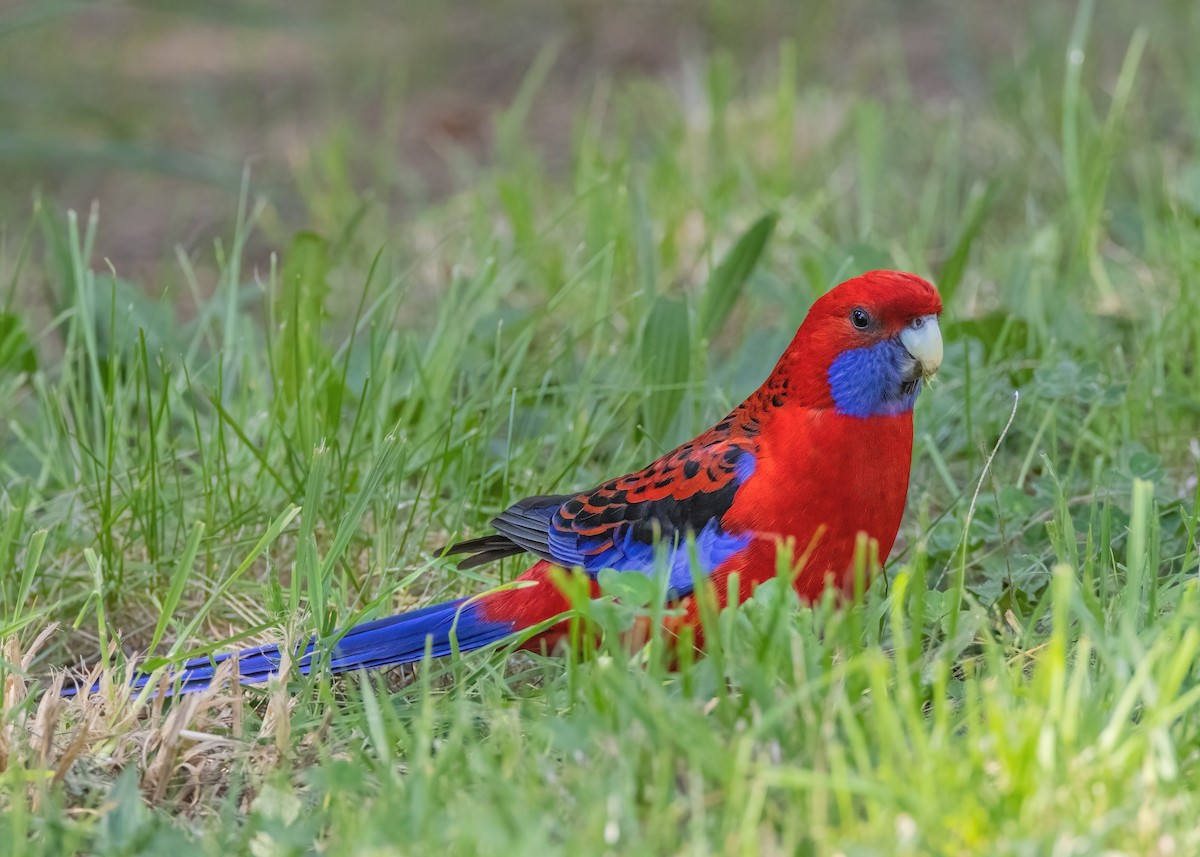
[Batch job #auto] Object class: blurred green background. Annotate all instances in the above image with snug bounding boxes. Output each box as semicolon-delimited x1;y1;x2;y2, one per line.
4;0;1193;281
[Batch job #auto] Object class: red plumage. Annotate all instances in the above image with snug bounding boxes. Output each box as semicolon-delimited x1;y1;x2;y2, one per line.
469;269;943;650
66;270;944;696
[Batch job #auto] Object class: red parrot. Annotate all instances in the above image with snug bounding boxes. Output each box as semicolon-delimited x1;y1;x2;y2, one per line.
66;269;942;696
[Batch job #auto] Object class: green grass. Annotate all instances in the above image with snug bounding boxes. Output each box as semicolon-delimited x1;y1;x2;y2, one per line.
2;1;1200;854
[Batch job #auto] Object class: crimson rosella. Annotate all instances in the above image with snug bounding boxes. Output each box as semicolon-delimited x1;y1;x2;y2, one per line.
66;269;943;696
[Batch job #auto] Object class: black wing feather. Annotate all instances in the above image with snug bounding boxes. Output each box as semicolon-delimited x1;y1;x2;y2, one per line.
439;412;759;574
441;493;571;570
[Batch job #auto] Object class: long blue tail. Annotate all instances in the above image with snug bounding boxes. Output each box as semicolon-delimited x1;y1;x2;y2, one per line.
62;598;516;697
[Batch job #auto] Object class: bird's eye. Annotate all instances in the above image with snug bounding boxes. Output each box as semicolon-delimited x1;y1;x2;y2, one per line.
909;316;924;330
850;307;871;330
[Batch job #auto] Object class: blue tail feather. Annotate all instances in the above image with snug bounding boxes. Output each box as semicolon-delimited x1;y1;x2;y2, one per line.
62;598;515;697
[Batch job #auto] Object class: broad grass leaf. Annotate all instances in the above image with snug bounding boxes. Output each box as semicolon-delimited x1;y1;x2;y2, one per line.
938;180;998;304
0;312;36;373
698;213;776;342
640;295;690;441
276;230;330;406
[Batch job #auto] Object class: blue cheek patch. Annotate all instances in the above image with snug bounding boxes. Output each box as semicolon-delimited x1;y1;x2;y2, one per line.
827;339;922;418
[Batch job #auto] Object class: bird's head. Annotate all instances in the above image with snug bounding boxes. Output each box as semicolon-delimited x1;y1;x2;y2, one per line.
784;270;943;417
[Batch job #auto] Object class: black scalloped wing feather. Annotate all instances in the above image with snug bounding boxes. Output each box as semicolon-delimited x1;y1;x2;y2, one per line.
442;434;756;575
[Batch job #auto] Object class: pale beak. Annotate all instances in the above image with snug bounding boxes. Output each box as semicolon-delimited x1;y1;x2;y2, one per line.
899;314;943;378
